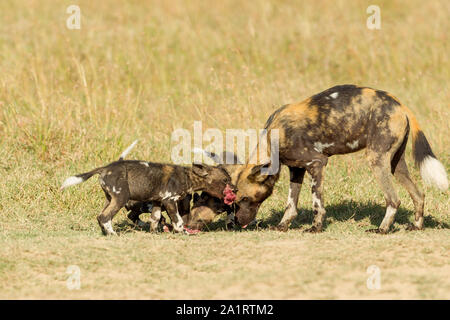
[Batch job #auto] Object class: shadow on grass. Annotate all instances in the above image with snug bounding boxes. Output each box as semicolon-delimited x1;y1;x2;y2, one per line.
253;200;450;231
114;200;449;234
114;219;150;235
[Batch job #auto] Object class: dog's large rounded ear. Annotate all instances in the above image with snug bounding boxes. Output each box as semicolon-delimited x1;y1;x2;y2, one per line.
248;162;272;182
192;163;210;177
222;151;242;164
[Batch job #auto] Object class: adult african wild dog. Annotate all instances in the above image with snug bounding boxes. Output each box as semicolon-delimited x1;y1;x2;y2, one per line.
233;84;448;233
60;142;236;235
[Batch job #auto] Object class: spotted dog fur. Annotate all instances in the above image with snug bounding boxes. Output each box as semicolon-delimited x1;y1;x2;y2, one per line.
61;145;235;235
233;84;448;234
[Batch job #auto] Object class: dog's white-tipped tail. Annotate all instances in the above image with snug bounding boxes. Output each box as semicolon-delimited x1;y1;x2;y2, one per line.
192;147;205;155
420;156;448;191
404;106;448;192
60;176;84;190
119;140;138;160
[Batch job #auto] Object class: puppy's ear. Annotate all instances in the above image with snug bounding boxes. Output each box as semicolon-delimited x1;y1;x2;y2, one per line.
193;193;200;202
192;163;210;177
248;162;271;182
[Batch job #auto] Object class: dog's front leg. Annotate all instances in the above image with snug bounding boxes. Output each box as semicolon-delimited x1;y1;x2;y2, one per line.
162;200;185;233
277;166;306;231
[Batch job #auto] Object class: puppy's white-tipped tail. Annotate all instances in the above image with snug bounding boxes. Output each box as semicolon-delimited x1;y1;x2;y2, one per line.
60;167;103;191
119;140;138;160
192;147;222;163
192;147;205;154
420;156;448;191
60;176;84;190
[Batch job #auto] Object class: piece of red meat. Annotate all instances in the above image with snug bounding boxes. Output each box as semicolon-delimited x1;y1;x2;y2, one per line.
223;184;236;205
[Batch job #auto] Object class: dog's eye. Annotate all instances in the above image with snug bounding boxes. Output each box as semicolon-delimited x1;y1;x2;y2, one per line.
242;197;249;202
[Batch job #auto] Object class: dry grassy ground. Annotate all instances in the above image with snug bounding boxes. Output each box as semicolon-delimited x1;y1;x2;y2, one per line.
0;0;449;299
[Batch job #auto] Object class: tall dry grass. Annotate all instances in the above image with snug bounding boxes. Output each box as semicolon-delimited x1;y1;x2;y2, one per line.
0;0;448;299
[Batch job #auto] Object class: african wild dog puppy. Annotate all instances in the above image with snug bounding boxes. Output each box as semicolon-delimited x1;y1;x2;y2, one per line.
60;143;236;235
124;149;242;231
186;192;235;230
66;141;190;231
233;84;448;234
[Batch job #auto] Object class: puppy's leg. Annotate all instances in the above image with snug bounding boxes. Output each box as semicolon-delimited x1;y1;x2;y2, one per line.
97;182;129;236
225;210;235;230
97;197;124;235
149;204;162;232
126;201;152;228
178;195;192;225
162;200;185;233
277;166;306;231
102;191;111;212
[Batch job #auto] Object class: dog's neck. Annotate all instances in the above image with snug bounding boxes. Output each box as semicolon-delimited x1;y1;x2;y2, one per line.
187;169;208;192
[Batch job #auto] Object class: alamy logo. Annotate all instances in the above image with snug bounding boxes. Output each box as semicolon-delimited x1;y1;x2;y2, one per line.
171;121;280;175
66;5;81;30
66;265;81;290
366;5;381;30
366;265;381;290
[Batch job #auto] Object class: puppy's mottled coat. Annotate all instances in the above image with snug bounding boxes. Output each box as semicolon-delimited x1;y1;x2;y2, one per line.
61;145;234;235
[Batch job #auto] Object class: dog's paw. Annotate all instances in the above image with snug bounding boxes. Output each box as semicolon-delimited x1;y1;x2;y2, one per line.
271;224;289;232
104;230;118;236
366;228;387;234
304;226;322;233
405;224;422;231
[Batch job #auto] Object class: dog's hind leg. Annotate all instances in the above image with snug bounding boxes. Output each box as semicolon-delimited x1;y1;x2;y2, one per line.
389;128;425;230
277;167;306;231
393;156;425;230
97;197;122;235
102;190;111;212
97;186;129;236
97;191;112;235
366;106;409;233
367;152;401;234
